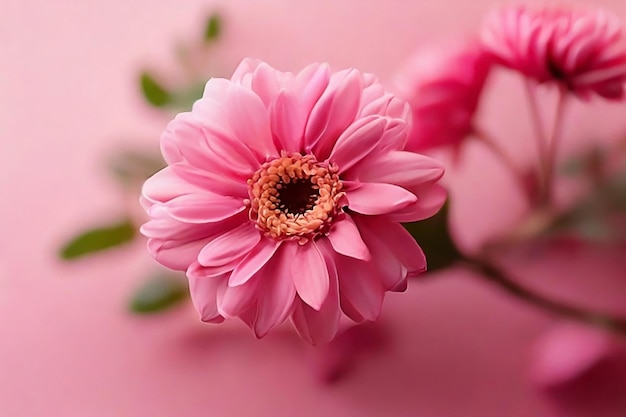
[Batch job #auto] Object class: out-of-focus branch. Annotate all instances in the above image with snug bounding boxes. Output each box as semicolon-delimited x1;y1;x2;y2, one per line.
463;257;626;335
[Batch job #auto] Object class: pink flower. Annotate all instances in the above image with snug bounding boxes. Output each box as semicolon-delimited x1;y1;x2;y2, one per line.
531;324;626;417
481;5;626;100
391;40;492;151
140;59;446;344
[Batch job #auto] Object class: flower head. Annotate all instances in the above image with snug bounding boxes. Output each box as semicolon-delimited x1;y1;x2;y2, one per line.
141;59;446;344
481;5;626;100
391;40;492;151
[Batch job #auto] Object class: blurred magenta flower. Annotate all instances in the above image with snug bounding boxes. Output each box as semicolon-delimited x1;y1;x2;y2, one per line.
531;324;626;417
140;58;446;344
391;40;492;151
481;5;626;100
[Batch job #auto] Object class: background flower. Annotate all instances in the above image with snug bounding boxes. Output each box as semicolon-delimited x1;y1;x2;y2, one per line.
391;40;492;151
141;59;446;344
481;5;626;100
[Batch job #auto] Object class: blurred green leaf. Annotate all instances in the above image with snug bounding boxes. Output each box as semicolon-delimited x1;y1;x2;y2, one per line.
60;220;136;260
403;201;462;272
108;149;165;185
129;273;188;314
560;145;604;180
204;14;222;41
168;82;206;111
560;157;586;177
140;72;171;107
544;169;626;242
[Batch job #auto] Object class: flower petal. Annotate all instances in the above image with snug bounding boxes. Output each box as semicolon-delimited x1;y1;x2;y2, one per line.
229;239;281;286
356;217;426;289
187;257;241;279
306;68;363;159
291;241;341;345
197;223;260;267
142;167;204;204
141;204;246;243
292;241;330;311
328;116;386;173
230;58;263;84
187;267;227;323
169;163;248;197
201;77;233;100
335;255;384;322
295;63;331;113
251;62;283;107
189;101;262;176
218;274;261;318
347;151;445;187
164;193;246;224
327;214;370;261
387;183;447;223
226;84;277;159
253;243;298;337
345;182;417;215
270;89;306;151
148;237;211;271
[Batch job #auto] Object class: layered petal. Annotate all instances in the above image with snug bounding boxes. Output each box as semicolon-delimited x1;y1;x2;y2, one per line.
327;214;371;261
163;193;246;224
226;84;278;159
335;254;385;323
306;68;363;159
293;241;329;311
197;223;260;267
251;243;298;337
291;241;341;345
345;182;417;215
187;267;227;323
346;150;445;187
328;116;386;172
142;167;206;205
355;216;427;289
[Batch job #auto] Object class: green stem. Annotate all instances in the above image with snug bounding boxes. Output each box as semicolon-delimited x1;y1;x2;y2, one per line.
544;88;568;204
524;80;549;192
472;125;535;203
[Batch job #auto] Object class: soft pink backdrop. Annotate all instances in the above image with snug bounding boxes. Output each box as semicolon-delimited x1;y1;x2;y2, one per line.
2;0;626;416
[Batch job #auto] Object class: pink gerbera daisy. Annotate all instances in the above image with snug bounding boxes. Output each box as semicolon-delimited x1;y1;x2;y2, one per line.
481;5;626;100
392;40;492;151
140;59;446;344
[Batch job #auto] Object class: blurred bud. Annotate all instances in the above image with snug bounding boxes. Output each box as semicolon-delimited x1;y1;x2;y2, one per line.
391;40;492;151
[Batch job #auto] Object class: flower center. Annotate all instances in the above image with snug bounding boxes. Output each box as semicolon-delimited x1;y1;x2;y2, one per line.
247;153;344;243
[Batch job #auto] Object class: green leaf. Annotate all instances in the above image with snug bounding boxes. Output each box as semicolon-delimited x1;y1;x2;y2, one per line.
140;72;171;107
129;274;189;314
60;220;136;260
204;13;222;41
402;201;462;272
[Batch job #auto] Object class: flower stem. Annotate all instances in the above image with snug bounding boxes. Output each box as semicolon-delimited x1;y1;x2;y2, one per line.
544;88;568;204
463;257;626;335
524;80;549;191
472;125;536;203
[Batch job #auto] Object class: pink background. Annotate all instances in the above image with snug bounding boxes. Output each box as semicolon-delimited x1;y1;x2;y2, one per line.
2;0;626;416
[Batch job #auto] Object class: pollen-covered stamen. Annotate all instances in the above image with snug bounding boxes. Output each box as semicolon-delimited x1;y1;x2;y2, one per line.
247;153;344;242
